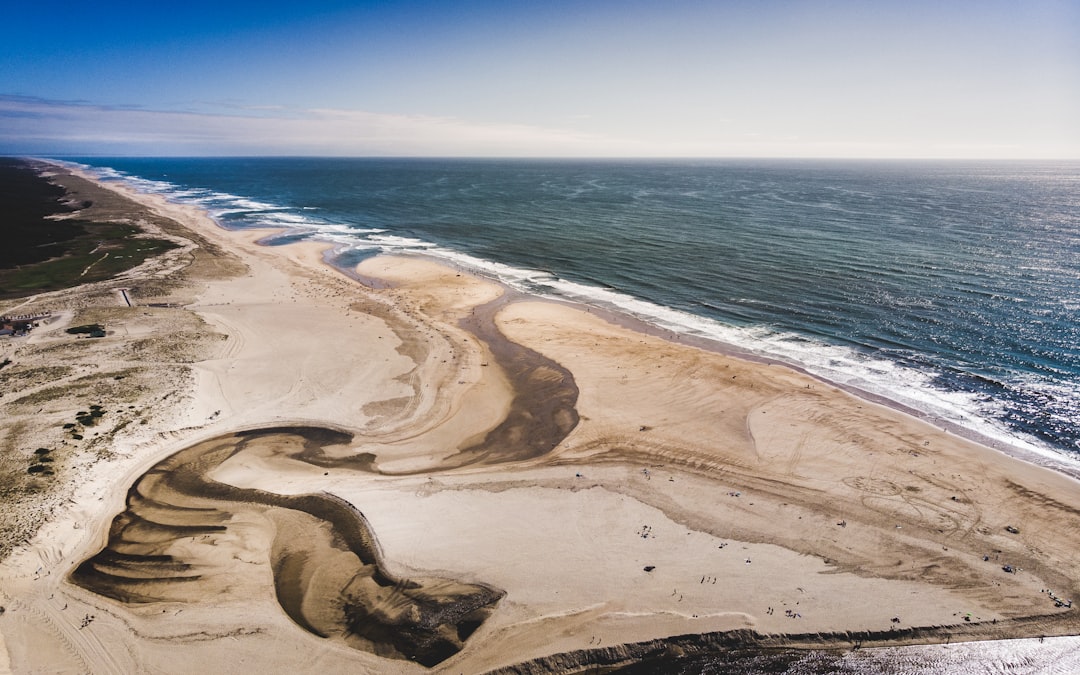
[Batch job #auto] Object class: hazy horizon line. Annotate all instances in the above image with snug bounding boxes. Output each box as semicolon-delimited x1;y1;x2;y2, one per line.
17;154;1080;163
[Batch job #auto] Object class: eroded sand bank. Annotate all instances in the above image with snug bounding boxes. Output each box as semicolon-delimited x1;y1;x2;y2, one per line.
2;164;1080;673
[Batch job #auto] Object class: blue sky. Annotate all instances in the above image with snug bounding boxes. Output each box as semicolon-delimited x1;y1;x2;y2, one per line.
2;0;1077;157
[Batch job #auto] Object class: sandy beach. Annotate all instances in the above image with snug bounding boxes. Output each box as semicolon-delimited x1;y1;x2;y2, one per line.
2;162;1080;673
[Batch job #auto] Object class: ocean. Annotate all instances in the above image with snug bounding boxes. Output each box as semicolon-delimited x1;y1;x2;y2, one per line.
65;157;1080;466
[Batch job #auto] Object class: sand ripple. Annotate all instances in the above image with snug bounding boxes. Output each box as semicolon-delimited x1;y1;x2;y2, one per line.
71;427;505;666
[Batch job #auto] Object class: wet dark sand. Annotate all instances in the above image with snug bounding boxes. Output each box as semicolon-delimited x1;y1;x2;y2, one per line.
71;427;505;666
344;255;580;473
434;293;578;470
70;301;579;666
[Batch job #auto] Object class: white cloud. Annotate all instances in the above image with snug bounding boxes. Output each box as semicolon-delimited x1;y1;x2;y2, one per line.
0;96;636;156
2;95;1076;159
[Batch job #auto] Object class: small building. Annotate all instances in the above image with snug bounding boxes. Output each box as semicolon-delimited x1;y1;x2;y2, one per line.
0;313;51;337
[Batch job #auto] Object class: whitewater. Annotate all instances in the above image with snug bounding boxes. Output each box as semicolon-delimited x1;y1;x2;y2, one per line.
65;157;1080;467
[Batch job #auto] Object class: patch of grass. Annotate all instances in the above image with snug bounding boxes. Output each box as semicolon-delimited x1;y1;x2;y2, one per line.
11;369;146;409
0;161;180;300
75;408;105;426
0;224;179;300
0;365;74;391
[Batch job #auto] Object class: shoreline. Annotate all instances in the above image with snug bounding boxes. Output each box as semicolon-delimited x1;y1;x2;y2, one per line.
2;160;1080;672
324;244;1080;485
68;157;1077;476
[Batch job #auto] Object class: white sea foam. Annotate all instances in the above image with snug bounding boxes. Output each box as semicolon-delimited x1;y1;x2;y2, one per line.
72;160;1075;466
384;239;1065;461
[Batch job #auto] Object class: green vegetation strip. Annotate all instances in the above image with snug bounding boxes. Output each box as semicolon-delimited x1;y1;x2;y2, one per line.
0;159;179;300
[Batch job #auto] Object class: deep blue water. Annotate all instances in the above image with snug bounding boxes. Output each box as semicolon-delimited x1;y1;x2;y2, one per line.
67;157;1080;461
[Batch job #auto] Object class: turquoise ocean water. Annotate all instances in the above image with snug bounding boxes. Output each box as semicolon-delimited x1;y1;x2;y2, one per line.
67;158;1080;465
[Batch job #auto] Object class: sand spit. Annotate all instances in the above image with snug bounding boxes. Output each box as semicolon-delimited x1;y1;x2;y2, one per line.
1;161;1080;673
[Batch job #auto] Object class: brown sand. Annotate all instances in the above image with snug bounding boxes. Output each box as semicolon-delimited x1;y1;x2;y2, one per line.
1;162;1079;673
